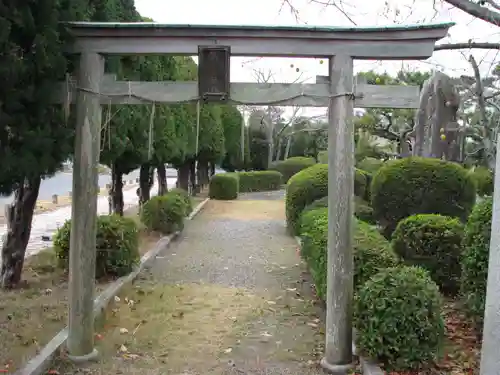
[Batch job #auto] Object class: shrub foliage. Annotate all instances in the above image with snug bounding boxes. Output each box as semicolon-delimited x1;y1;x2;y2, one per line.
269;156;316;183
141;193;186;234
354;266;444;371
208;173;239;200
53;215;140;280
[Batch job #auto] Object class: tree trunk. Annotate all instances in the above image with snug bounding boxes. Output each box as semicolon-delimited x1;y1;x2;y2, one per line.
209;163;216;178
157;164;168;195
198;160;210;187
190;159;198;195
177;162;190;191
139;164;152;206
0;176;41;288
110;164;124;216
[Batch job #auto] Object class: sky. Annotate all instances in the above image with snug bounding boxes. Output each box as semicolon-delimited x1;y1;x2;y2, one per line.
134;0;500;117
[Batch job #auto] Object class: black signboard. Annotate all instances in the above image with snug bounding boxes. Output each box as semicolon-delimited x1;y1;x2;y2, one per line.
198;46;230;102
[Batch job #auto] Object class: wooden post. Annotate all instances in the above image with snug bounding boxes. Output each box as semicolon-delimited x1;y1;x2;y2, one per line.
479;133;500;375
320;55;354;374
67;52;104;362
241;108;245;168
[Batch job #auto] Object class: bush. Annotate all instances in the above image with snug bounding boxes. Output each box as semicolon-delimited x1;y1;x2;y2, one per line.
168;188;192;215
469;166;493;197
354;266;444;371
141;194;186;234
357;157;384;174
269;156;316;183
392;214;464;295
53;215;140;279
286;163;368;234
237;170;282;192
299;207;398;299
461;197;492;331
371;157;476;236
209;173;239;200
302;195;375;225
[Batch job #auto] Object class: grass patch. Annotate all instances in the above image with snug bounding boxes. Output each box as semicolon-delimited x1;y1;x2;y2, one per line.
0;195;206;372
203;200;285;221
52;282;266;374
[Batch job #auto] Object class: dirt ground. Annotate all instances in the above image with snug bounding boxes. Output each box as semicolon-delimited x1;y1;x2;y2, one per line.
50;192;328;375
0;197;198;373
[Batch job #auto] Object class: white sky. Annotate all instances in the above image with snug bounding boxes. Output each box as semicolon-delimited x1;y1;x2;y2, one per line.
134;0;500;117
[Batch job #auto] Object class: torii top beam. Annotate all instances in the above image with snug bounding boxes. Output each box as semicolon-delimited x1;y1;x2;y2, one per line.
66;22;454;59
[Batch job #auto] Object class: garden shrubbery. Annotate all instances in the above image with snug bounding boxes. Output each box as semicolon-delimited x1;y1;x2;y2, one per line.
392;214;464;295
354;266;444;370
461;197;492;331
371;157;476;236
299;207;398;299
269;156;316;183
301;195;375;225
357;157;384;174
53;214;140;279
238;170;282;192
209;173;239;200
286;163;368;234
168;188;193;215
469;166;493;197
141;193;186;234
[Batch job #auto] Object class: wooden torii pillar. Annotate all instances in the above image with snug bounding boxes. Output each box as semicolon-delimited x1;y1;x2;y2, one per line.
57;21;452;372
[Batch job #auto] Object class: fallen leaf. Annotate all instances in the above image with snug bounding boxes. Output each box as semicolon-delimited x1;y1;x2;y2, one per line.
114;296;121;303
119;344;128;353
119;328;129;334
223;348;233;354
267;301;276;305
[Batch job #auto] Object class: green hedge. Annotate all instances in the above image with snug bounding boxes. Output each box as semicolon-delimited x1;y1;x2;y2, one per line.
392;214;464;296
299;207;398;299
53;215;140;280
461;197;492;331
168;188;193;215
354;266;444;371
285;163;368;234
209;173;239;200
469;166;493;197
141;193;186;234
237;170;282;192
301;195;375;225
371;157;476;236
269;156;316;183
357;157;384;174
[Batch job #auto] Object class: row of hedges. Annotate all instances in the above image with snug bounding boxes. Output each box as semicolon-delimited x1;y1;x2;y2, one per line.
289;156;493;371
209;170;283;200
285;163;369;234
53;188;193;280
269;156;316;183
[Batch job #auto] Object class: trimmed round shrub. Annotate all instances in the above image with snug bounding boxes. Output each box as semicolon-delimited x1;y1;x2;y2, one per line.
237;170;282;192
168;188;192;215
354;266;444;371
461;197;492;331
269;156;316;183
357;157;384;174
371;157;476;236
53;215;140;279
301;195;375;225
209;173;239;200
469;166;493;197
299;207;398;299
141;194;186;234
392;214;464;295
286;163;368;234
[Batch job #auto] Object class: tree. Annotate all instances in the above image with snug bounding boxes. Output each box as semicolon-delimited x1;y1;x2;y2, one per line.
220;105;247;171
0;0;87;288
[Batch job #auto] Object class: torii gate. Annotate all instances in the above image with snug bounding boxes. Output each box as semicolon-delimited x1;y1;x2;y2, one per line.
54;22;452;373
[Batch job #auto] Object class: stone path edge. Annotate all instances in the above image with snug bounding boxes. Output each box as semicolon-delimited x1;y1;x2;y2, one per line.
293;236;384;375
16;197;210;375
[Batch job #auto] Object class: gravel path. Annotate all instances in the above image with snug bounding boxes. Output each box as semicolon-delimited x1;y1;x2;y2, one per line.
54;191;325;375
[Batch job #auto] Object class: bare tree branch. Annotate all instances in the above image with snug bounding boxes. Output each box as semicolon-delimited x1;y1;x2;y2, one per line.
442;0;500;27
434;42;500;50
